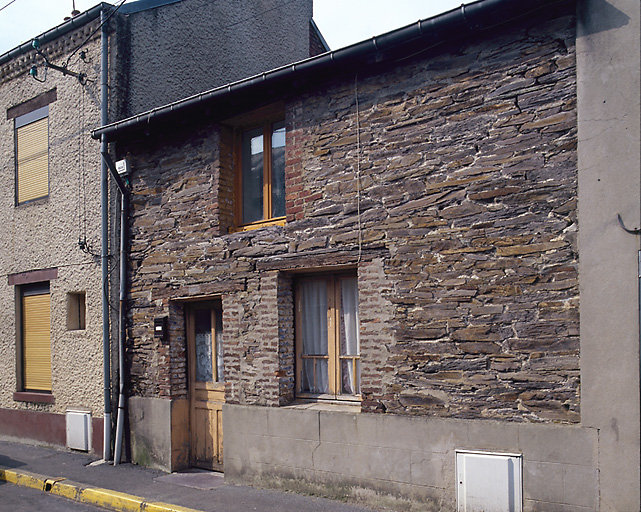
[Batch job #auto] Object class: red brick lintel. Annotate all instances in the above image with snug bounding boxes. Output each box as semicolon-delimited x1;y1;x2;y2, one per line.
8;267;58;286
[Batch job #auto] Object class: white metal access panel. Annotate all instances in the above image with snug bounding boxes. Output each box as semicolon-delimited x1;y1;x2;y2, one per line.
456;450;522;512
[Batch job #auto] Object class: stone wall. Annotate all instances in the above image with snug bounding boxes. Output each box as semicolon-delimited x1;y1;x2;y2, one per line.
123;10;578;423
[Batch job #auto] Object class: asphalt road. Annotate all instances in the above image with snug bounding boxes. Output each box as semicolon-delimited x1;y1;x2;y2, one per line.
0;480;105;511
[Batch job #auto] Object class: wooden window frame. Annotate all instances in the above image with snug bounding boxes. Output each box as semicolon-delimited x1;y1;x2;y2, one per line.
295;272;361;402
233;120;286;231
186;301;224;386
14;105;49;205
17;282;52;395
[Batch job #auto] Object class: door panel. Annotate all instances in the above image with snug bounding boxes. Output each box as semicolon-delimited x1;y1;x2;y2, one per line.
187;303;224;470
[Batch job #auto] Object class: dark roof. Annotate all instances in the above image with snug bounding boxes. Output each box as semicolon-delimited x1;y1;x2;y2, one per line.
92;0;572;142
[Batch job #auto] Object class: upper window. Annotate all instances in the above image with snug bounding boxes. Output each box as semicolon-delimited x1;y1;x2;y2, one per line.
20;282;52;392
15;105;49;204
236;121;286;229
295;273;360;400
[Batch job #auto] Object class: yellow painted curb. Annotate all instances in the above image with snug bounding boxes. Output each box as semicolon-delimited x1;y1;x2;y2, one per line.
81;487;146;512
0;467;205;512
0;468;46;490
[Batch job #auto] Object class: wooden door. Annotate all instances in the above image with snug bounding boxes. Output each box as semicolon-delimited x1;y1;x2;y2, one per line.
187;303;224;470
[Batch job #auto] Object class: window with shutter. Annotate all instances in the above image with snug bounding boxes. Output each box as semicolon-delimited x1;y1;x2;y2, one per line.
15;105;49;204
21;283;52;392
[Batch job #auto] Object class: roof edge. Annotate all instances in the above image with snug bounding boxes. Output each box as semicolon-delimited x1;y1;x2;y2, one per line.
93;0;572;141
0;2;113;67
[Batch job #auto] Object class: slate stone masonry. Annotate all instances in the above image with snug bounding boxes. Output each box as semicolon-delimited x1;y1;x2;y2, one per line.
124;11;579;424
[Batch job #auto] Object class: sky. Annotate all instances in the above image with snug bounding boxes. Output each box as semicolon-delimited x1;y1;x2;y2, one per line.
0;0;464;55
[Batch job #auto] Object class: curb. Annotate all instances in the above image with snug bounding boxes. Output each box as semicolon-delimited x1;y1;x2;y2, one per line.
0;468;204;512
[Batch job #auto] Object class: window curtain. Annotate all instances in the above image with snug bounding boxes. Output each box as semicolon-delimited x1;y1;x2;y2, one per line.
340;277;360;395
300;280;328;393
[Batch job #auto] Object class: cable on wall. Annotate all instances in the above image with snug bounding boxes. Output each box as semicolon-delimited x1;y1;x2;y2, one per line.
355;73;363;264
64;0;127;69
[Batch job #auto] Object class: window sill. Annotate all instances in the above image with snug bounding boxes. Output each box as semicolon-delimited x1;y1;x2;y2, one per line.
231;217;286;233
13;391;55;404
15;195;49;207
285;399;361;413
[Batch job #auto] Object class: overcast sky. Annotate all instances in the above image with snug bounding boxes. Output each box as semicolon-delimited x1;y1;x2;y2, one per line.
0;0;463;55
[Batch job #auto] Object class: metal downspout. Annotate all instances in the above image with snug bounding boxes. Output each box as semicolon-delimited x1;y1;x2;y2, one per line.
100;7;112;462
114;189;127;465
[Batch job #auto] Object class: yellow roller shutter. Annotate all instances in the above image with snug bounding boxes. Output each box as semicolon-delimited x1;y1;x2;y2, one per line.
22;292;51;391
17;117;48;204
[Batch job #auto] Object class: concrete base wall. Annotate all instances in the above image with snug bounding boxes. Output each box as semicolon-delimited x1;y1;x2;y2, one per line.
128;396;188;471
223;404;598;512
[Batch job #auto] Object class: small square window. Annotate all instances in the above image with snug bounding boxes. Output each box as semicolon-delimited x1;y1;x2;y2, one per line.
67;292;86;330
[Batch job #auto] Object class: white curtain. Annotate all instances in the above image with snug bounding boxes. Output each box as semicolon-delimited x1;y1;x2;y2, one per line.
215;309;224;383
340;277;360;395
300;280;328;393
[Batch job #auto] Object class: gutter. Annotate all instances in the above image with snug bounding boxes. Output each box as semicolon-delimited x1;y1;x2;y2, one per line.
0;3;111;67
92;0;571;142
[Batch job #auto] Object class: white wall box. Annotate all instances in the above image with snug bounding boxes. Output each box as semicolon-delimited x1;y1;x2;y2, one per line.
66;410;91;451
456;450;522;512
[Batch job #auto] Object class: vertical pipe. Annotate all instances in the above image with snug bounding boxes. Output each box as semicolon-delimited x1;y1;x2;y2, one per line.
114;189;127;465
100;7;112;462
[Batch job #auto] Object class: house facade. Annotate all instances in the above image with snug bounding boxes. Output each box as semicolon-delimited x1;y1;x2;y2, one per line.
93;0;637;510
0;0;320;456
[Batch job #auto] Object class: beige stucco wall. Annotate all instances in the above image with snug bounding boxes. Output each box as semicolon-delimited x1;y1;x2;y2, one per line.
0;26;105;418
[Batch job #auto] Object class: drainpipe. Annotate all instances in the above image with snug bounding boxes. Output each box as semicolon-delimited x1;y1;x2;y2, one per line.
100;7;112;462
114;188;128;464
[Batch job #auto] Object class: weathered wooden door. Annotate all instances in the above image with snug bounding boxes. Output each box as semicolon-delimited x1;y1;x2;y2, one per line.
187;302;224;470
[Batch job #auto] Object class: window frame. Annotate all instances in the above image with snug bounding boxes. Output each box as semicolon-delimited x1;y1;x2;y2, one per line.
294;272;361;402
186;301;225;386
18;282;52;394
14;105;50;205
233;120;286;231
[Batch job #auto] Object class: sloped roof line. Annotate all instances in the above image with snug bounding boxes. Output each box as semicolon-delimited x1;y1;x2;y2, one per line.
92;0;570;141
0;2;113;67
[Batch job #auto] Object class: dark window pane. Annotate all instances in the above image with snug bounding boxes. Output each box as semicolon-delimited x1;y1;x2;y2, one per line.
194;309;213;382
271;122;286;218
242;127;263;224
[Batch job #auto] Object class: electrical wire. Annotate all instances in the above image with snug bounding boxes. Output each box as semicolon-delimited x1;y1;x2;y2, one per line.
355;73;363;263
65;0;128;68
0;0;18;13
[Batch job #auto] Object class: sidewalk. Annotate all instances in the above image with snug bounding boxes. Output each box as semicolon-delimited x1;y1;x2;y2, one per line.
0;441;380;512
